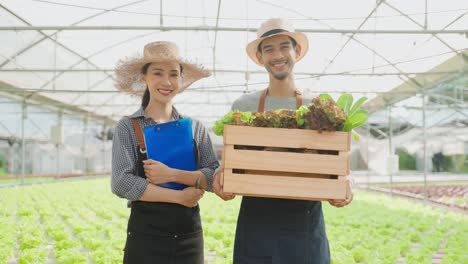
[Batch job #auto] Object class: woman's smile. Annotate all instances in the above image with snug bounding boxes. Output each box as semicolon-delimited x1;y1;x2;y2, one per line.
157;88;174;96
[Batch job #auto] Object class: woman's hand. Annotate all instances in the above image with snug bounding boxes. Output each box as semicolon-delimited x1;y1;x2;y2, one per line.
143;159;176;184
177;187;205;207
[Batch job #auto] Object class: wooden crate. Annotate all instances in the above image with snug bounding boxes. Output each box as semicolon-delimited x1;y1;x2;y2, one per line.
222;125;351;201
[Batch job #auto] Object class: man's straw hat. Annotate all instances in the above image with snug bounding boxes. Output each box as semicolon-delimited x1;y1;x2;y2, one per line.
246;18;309;66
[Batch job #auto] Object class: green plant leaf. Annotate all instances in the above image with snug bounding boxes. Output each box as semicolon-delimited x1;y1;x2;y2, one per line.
337;94;353;115
212;120;224;136
240;112;253;122
352;131;360;141
319;93;333;101
296;105;310;116
343;112;368;131
348;109;368;122
348;96;368;118
221;112;233;123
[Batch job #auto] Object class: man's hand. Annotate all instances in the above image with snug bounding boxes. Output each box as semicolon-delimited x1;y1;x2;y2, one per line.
213;170;235;201
328;177;354;208
143;159;175;184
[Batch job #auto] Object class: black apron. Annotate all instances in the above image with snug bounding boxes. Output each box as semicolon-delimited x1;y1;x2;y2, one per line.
233;198;330;264
123;117;203;264
233;89;330;264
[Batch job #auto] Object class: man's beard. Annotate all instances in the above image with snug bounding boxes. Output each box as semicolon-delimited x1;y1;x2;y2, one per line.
268;60;290;80
272;72;288;80
269;68;289;80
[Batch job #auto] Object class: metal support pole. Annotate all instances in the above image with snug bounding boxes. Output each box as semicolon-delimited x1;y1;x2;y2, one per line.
53;34;57;91
102;123;107;173
8;141;15;176
31;141;35;176
422;94;428;200
159;0;163;27
21;100;26;183
244;0;250;94
212;0;222;75
366;123;370;190
424;0;428;30
82;115;88;175
56;111;63;178
388;106;393;196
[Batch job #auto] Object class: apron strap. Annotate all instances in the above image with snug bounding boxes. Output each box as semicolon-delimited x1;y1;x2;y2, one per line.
128;117;146;154
257;89;268;113
295;90;303;109
257;88;303;112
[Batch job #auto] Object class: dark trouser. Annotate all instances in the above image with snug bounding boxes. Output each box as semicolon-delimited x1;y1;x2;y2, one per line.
124;201;203;264
233;197;330;264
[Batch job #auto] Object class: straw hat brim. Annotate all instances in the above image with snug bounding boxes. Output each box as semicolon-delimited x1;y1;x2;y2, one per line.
115;56;210;96
246;31;309;66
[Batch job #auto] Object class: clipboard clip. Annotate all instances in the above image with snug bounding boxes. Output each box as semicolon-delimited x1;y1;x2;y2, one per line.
154;121;180;132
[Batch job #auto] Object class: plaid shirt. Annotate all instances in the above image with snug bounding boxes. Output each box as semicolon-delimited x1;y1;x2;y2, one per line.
111;107;219;201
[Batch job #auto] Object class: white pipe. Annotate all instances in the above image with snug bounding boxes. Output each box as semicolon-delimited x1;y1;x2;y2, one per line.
0;26;465;34
21;100;26;183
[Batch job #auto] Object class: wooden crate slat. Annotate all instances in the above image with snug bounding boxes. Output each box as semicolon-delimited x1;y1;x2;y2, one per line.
224;125;351;151
244;170;334;179
224;147;349;176
223;170;347;200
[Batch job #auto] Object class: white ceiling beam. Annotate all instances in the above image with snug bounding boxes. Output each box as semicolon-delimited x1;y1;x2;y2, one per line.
0;1;149;68
0;26;466;34
1;68;463;76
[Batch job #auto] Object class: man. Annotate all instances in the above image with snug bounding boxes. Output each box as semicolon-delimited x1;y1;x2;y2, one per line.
213;18;354;264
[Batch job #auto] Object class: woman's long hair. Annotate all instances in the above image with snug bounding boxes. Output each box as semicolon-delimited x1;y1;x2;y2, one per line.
141;63;183;108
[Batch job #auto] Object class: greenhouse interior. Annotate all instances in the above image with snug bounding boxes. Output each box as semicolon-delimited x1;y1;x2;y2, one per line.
0;0;467;263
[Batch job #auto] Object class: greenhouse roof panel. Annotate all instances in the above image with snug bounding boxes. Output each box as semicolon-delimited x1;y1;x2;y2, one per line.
0;0;466;130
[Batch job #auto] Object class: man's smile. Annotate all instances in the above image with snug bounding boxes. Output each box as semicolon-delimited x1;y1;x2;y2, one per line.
270;60;288;70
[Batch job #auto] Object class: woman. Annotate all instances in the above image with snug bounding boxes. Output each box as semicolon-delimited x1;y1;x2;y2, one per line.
111;41;219;263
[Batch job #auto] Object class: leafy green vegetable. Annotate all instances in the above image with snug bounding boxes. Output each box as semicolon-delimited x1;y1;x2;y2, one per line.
1;178;468;264
213;93;368;135
303;97;346;131
336;94;368;133
319;93;333;101
19;248;48;264
213;110;255;136
348;96;367;118
352;131;360;141
296;105;310;116
337;93;354;115
343;109;368;132
252;109;302;128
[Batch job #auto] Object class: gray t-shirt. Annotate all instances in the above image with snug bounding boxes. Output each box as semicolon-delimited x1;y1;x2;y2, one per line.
231;90;311;112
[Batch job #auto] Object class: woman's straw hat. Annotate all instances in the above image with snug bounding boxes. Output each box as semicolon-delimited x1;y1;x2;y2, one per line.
246;18;309;66
115;41;210;95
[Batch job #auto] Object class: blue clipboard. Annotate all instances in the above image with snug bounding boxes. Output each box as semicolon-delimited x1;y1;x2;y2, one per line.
143;118;196;190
